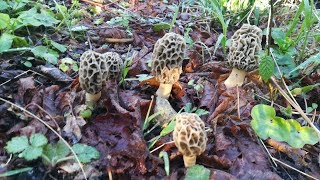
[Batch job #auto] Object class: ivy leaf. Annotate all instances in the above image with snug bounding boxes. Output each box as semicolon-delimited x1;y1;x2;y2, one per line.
30;133;48;147
286;120;318;148
5;136;29;154
72;144;100;163
259;55;274;82
251;104;290;141
185;165;210;180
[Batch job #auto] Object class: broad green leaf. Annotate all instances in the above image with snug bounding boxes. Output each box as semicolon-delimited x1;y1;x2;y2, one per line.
160;120;176;137
23;61;32;68
50;41;67;52
0;1;9;11
291;83;320;96
17;8;59;28
286;120;318;148
152;23;170;32
195;108;209;116
19;146;43;161
185;165;210;180
30;133;48;147
80;109;92;119
13;36;28;47
31;46;59;64
159;151;170;176
43;141;70;162
0;167;32;178
0;13;10;29
72;144;100;163
259;55;274;82
59;63;69;72
289;52;320;76
251;104;290;141
0;33;13;52
61;57;74;64
5;136;29;153
273;52;298;79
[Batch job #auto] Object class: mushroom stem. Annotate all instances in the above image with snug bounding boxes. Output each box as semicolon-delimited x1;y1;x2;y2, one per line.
156;83;173;99
85;92;101;106
224;68;247;89
183;155;196;167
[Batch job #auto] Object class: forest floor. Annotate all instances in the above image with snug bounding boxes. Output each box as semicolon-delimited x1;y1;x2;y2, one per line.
0;0;319;179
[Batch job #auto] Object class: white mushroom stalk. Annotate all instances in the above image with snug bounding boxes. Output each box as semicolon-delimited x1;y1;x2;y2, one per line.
173;113;207;167
224;24;262;89
151;32;186;99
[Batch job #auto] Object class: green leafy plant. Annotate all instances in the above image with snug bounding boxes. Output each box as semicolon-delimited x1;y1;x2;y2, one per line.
183;103;209;116
5;133;100;165
59;58;79;72
5;133;48;161
259;53;274;82
159;151;170;176
251;104;319;148
185;165;210;180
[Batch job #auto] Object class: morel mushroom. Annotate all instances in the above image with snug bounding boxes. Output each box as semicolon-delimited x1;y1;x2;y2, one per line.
224;24;262;89
151;32;186;99
173;112;207;167
79;50;108;106
104;52;123;81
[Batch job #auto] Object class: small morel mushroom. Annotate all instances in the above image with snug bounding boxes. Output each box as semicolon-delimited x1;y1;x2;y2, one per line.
224;24;262;89
79;50;108;106
151;32;186;99
104;52;123;81
173;112;207;167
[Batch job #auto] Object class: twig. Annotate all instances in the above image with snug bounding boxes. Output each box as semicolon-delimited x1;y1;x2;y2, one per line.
25;103;61;134
0;98;87;180
270;50;320;137
259;139;317;179
80;0;104;7
105;38;134;43
150;141;175;154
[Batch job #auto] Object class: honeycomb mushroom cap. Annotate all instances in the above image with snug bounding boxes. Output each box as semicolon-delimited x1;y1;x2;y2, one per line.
104;52;123;81
79;50;108;94
173;113;207;157
151;32;186;84
228;24;262;71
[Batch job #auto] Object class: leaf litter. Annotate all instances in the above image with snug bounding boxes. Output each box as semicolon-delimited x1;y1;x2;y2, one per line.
0;0;319;179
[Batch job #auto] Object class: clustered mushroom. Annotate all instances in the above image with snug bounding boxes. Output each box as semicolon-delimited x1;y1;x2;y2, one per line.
151;32;186;99
224;24;262;89
173;112;207;167
79;50;123;106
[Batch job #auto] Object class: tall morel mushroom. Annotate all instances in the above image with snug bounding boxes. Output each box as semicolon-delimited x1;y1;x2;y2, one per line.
79;51;123;107
224;24;262;89
79;50;108;106
151;32;186;99
173;112;207;167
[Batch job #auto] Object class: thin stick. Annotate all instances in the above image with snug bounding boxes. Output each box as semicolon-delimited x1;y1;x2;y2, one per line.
105;38;134;43
0;98;87;180
270;51;320;137
25;103;61;133
236;85;240;119
150;141;175;154
259;139;278;167
272;158;317;180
